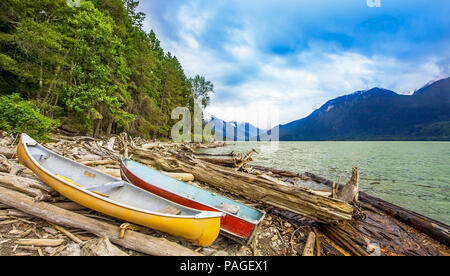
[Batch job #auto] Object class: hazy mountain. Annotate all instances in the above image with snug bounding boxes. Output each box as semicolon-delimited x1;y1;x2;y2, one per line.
207;116;266;141
274;77;450;141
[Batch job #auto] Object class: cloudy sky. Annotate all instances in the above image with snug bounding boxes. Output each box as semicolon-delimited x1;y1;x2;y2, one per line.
137;0;450;128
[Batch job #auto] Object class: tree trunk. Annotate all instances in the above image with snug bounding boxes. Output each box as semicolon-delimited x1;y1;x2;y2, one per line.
93;120;101;138
106;120;113;136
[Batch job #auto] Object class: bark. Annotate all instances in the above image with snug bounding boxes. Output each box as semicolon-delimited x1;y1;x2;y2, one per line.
106;121;113;136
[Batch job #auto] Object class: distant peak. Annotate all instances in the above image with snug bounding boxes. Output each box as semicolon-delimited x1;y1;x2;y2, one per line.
348;87;393;96
414;77;450;96
365;87;395;94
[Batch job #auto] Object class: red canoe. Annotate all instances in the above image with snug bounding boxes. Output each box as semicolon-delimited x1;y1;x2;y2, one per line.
120;157;265;244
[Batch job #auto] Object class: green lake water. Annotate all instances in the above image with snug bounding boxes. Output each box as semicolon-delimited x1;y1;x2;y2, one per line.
200;141;450;225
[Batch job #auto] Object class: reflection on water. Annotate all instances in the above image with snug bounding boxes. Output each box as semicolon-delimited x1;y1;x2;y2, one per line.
200;141;450;225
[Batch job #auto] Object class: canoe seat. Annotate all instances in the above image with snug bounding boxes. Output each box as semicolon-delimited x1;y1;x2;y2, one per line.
158;205;182;215
56;176;124;197
85;181;125;193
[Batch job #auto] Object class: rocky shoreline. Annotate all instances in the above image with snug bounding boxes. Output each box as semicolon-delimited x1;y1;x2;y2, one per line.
0;133;449;256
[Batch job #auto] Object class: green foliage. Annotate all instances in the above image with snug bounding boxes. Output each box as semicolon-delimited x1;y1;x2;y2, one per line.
0;0;213;139
413;121;450;140
189;75;214;109
0;94;60;141
63;1;133;133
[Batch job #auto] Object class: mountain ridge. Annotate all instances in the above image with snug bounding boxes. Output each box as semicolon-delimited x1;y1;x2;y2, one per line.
207;116;266;141
272;77;450;141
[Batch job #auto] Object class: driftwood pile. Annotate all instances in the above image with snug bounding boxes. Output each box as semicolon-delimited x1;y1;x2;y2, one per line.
121;135;355;224
0;132;449;256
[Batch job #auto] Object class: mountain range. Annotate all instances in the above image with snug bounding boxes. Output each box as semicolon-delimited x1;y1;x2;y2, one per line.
277;77;450;141
207;117;265;141
211;77;450;141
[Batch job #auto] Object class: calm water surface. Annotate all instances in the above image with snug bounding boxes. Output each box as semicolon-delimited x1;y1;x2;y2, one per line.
201;141;450;225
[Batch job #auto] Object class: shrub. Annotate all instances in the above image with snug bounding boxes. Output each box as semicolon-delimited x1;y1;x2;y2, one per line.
0;94;60;141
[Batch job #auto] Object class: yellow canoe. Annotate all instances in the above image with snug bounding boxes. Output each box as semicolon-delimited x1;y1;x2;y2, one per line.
17;134;223;246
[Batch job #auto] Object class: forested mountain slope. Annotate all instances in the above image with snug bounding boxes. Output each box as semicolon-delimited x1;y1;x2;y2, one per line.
0;0;211;140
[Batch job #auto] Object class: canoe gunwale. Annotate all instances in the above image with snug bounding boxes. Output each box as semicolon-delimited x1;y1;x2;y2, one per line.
19;134;223;220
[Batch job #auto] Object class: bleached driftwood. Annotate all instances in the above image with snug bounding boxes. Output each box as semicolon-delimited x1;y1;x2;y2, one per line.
80;160;117;167
302;232;316;256
0;154;12;173
16;239;65;247
0;172;56;200
161;172;195;182
232;149;257;171
93;167;121;178
337;168;359;204
0;147;16;159
81;237;128;256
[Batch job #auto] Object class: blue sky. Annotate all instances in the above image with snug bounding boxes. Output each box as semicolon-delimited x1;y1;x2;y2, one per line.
137;0;450;127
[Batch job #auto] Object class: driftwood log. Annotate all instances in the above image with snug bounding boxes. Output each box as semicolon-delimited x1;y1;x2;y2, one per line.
305;172;450;247
337;168;359;203
81;237;128;256
16;239;65;247
302;232;316;256
0;172;56;201
320;224;369;256
0;147;16;159
0;154;12;173
0;186;201;256
161;172;195;182
126;146;354;224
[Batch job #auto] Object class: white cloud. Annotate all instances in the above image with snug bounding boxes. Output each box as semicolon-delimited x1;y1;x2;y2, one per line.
205;51;447;128
176;1;212;35
138;1;449;128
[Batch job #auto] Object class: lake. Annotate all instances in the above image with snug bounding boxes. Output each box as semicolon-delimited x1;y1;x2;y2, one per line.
200;141;450;225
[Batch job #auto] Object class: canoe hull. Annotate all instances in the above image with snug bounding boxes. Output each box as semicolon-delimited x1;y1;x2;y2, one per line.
17;135;221;246
120;158;264;244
